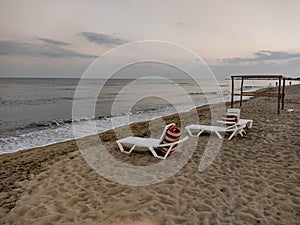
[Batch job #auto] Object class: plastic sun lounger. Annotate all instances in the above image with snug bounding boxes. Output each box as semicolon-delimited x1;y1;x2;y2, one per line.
185;108;252;140
116;123;188;160
185;123;247;140
227;108;253;128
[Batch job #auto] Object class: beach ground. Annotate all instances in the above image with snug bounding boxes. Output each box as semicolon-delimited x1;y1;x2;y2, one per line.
0;85;299;225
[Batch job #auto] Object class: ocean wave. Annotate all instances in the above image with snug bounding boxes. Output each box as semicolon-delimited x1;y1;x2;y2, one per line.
0;97;74;107
17;115;112;131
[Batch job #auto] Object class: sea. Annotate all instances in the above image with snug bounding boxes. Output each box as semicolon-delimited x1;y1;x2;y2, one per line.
0;77;280;155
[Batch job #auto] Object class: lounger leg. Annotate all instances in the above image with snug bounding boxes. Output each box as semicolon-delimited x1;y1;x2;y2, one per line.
116;141;125;152
148;147;165;159
161;145;174;159
214;131;223;139
186;128;193;136
197;130;204;137
149;146;174;160
186;128;203;137
128;145;136;153
228;127;247;140
239;129;246;136
228;130;238;140
117;141;136;154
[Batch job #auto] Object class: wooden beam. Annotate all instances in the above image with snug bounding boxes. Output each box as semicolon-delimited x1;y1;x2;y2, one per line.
232;92;278;97
231;75;283;79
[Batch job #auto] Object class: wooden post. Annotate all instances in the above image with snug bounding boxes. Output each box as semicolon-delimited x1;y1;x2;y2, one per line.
231;76;234;108
277;77;281;114
240;77;244;107
282;78;285;110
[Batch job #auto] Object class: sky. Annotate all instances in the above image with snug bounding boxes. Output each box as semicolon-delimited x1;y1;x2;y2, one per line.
0;0;299;78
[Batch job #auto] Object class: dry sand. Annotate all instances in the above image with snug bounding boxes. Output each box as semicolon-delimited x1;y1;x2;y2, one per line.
0;85;299;225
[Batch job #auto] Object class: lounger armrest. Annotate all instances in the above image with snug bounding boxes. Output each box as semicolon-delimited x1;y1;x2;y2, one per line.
156;136;188;147
226;123;246;129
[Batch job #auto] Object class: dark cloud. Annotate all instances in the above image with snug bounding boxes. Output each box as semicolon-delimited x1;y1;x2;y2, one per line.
78;32;127;46
0;40;97;58
36;37;70;46
223;50;300;63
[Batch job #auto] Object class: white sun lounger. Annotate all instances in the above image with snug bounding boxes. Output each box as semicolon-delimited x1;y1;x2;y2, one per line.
185;108;252;140
227;108;253;128
185;123;246;140
116;123;188;159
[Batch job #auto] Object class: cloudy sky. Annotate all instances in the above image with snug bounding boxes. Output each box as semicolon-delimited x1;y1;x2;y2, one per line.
0;0;299;78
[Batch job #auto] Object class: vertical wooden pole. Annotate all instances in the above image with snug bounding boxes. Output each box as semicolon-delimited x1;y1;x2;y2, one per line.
282;78;285;110
277;77;281;114
240;77;244;107
231;76;234;108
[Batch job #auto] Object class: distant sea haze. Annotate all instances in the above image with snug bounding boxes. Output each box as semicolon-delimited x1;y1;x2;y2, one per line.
0;78;275;154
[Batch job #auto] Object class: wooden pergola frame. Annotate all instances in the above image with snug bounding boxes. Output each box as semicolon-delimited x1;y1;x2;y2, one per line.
231;75;286;114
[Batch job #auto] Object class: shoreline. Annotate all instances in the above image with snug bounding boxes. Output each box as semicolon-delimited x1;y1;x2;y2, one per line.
1;84;299;224
5;80;297;155
0;95;243;156
3;77;279;155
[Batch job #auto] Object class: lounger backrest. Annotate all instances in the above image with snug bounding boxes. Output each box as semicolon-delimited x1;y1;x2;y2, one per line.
159;124;181;155
158;123;176;143
227;108;241;120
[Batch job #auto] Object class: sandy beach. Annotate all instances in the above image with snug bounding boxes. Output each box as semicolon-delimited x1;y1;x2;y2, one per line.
0;84;299;225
